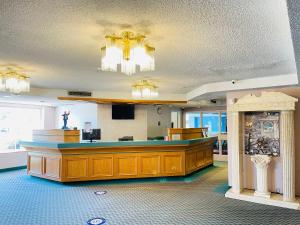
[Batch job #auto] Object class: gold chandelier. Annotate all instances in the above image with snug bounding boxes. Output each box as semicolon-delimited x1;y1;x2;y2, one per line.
132;80;158;98
0;69;30;94
100;31;155;76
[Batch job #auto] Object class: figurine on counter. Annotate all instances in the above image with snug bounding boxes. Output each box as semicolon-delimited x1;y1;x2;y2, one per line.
62;111;70;130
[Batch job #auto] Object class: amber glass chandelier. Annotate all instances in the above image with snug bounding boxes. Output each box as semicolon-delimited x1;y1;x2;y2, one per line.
0;69;30;94
100;31;155;76
132;80;158;98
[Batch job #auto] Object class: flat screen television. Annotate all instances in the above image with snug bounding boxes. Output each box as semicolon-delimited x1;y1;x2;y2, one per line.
112;104;135;120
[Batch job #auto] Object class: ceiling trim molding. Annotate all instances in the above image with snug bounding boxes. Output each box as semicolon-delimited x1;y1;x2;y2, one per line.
57;97;187;105
186;73;298;101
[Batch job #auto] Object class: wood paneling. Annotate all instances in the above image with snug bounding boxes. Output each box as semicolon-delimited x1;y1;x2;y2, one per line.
186;150;197;173
162;152;184;175
205;149;213;164
196;150;205;168
28;155;43;175
24;138;216;182
139;154;160;176
33;129;80;143
168;128;208;140
115;154;138;177
64;157;88;179
57;96;187;105
89;155;113;178
44;156;60;179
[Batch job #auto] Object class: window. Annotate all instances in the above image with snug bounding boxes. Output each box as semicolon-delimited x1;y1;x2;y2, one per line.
221;112;227;133
0;106;43;152
213;140;219;154
221;140;228;155
185;112;200;128
202;112;219;135
185;111;227;156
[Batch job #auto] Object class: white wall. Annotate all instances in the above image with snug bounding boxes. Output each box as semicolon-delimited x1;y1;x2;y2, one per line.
97;104;148;141
0;151;27;170
43;106;56;129
0;103;56;169
56;103;98;130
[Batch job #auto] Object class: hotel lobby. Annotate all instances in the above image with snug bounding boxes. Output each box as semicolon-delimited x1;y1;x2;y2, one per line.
1;0;300;224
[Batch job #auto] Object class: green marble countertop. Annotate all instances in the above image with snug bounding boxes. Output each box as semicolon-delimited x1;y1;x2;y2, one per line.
20;137;217;149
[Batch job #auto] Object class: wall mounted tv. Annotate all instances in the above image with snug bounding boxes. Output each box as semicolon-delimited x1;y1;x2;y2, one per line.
112;104;135;120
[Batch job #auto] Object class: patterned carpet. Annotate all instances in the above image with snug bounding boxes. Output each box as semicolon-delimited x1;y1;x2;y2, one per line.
1;162;300;225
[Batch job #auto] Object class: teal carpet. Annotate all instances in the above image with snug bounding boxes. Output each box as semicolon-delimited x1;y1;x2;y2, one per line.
0;162;300;225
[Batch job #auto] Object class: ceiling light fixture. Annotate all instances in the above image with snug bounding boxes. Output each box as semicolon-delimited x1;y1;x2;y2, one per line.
132;80;158;98
0;69;30;94
100;31;155;76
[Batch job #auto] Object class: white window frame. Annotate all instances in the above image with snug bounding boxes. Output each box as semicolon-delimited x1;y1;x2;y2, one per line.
184;109;227;156
0;103;44;153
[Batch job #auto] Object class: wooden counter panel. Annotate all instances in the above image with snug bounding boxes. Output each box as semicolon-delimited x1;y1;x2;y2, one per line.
186;150;197;173
185;141;214;174
57;145;189;155
168;128;208;140
139;153;160;176
89;155;114;178
115;154;138;177
33;129;80;143
25;138;215;182
28;154;43;176
44;156;61;179
196;150;205;168
162;152;185;176
63;156;89;180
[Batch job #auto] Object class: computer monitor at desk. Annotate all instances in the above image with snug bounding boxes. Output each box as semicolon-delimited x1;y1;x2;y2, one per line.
82;129;101;142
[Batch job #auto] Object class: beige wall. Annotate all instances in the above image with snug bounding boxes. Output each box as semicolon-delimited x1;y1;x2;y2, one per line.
97;104;148;141
147;105;172;137
56;103;174;141
227;86;300;195
97;104;174;141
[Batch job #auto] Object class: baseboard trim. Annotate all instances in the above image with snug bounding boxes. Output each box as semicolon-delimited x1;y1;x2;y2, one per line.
225;188;300;210
0;165;27;173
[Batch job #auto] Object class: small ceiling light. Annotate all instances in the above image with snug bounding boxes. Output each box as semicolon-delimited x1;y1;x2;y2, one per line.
100;31;155;76
132;80;158;98
0;68;30;94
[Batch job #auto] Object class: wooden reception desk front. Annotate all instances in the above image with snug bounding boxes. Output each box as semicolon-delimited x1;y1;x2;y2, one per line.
21;137;216;182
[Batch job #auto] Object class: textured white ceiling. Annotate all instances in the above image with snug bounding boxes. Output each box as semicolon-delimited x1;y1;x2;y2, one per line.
287;0;300;81
0;0;296;95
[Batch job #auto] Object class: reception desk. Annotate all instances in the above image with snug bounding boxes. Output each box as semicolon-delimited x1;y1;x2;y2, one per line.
20;137;216;182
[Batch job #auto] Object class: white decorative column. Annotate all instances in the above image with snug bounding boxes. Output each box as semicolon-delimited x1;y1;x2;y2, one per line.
225;92;299;210
281;110;295;202
251;155;272;198
230;111;243;194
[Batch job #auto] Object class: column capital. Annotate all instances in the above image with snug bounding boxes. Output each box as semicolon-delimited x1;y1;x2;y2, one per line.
281;110;295;114
251;155;272;169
